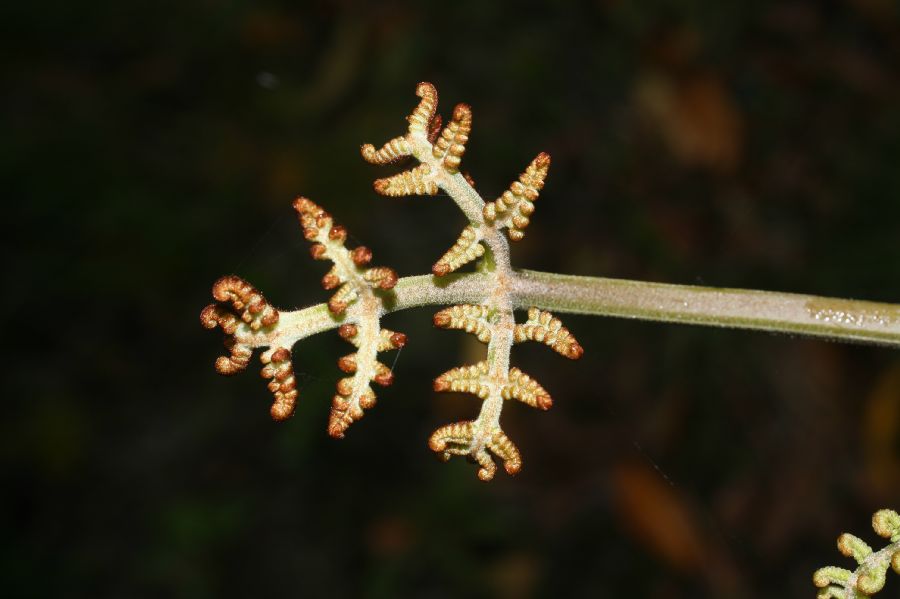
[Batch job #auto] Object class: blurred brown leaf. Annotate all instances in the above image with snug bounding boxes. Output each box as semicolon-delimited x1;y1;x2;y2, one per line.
240;10;304;48
489;551;540;599
366;514;415;556
610;460;743;594
636;71;743;173
862;361;900;498
611;460;707;573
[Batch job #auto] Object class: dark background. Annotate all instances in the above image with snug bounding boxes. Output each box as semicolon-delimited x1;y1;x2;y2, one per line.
4;0;900;597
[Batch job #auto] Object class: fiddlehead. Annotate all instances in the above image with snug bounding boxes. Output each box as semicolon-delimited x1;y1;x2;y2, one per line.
814;509;900;598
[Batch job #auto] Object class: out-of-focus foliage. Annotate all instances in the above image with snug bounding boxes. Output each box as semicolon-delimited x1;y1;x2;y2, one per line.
3;1;899;597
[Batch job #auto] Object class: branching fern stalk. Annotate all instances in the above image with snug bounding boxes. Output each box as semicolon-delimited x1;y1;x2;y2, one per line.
814;509;900;598
202;82;900;481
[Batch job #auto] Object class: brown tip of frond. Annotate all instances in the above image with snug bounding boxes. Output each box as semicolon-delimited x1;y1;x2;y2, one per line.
409;82;438;135
370;328;407;352
309;243;327;260
261;347;298;421
363;266;398;290
292;196;332;237
328;225;346;242
351;246;372;266
337;354;357;374
200;304;235;332
373;374;393;387
488;429;522;475
291;195;318;216
567;344;584;360
327;281;358;314
330;282;361;314
293;196;334;242
432;263;450;277
214;350;251;375
432;304;492;343
339;324;358;341
270;403;294;421
373;362;394;386
373;163;438;197
328;298;350;315
463;172;477;187
389;332;407;348
453;103;471;121
328;383;375;439
321;271;341;290
477;465;496;482
433;311;452;327
327;417;347;439
335;377;354;397
534;151;551;169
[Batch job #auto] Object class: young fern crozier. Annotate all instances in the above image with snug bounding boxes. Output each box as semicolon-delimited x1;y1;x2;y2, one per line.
202;82;900;482
814;509;900;598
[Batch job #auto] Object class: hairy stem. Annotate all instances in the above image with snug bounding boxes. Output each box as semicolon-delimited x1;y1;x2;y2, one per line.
846;538;900;594
511;270;900;347
282;271;900;347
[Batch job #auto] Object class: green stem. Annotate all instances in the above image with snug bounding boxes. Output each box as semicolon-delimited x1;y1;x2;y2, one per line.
282;270;900;348
511;270;900;347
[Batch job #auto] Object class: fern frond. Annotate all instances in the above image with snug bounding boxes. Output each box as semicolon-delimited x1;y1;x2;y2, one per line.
202;80;900;496
486;428;522;476
428;420;521;481
432;103;472;173
337;324;406;352
293;196;397;314
201;277;302;420
433;304;494;343
207;276;279;331
432;225;485;276
814;509;900;597
433;361;490;398
407;81;438;137
200;276;279;375
514;307;584;359
326;309;405;438
260;347;298;421
373;163;438;197
502;367;552;410
483;152;551;241
360;135;412;165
